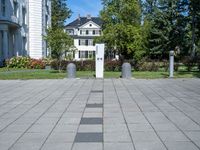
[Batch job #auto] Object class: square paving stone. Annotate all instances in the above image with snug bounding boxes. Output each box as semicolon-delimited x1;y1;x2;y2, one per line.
134;141;167;150
104;143;134;150
78;125;102;132
73;143;102;150
74;133;103;142
91;90;103;93
86;104;103;108
80;118;103;125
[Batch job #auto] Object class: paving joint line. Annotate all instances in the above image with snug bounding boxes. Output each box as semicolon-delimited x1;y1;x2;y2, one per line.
0;80;71;133
7;79;76;150
121;79;169;150
39;79;87;150
0;81;54;118
135;81;200;150
70;79;97;150
148;82;200;127
112;79;136;150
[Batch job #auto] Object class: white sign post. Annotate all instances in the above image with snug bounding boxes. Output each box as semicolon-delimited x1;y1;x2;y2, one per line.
95;44;105;78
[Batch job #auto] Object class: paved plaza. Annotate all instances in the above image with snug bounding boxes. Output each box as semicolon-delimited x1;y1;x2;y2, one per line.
0;79;200;150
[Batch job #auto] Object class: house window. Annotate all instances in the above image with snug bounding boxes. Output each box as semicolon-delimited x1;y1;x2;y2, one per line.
89;24;92;27
88;39;93;46
1;0;6;16
92;30;95;35
79;39;85;46
85;40;88;46
13;1;18;17
79;51;88;58
86;30;89;35
68;30;73;35
88;51;95;59
80;30;82;35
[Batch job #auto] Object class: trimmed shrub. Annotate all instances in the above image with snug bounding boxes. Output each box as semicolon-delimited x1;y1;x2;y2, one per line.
104;60;121;71
30;59;45;69
182;56;196;71
6;56;31;68
50;60;121;71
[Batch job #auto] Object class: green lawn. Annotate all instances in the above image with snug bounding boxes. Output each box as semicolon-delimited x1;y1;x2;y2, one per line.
0;68;199;79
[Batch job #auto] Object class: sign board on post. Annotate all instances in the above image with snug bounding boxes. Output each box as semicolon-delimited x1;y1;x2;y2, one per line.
95;44;105;78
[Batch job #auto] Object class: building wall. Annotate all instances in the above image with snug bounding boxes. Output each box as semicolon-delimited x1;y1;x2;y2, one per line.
0;0;51;65
28;0;43;58
28;0;51;59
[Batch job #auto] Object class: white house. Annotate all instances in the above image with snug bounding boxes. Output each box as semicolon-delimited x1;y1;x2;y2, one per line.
65;15;102;60
0;0;51;66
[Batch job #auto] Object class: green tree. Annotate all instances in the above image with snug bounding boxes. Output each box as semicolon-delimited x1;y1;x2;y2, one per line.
144;0;189;59
46;0;75;66
45;28;74;70
189;0;200;57
51;0;72;29
99;0;147;61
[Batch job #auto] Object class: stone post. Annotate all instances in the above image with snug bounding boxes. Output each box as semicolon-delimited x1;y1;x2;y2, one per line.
169;50;174;78
122;63;132;78
67;63;76;78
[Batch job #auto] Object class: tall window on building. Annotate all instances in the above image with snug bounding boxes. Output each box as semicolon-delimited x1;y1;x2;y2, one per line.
80;30;82;35
1;0;6;16
22;8;26;25
13;1;18;17
45;15;48;27
86;30;89;35
22;37;27;55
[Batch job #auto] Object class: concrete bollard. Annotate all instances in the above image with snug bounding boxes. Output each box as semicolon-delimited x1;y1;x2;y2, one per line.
169;51;174;78
122;63;132;78
67;63;76;78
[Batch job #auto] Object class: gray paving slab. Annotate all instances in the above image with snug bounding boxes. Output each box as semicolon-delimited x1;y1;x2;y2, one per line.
74;132;103;142
80;118;103;125
0;79;200;150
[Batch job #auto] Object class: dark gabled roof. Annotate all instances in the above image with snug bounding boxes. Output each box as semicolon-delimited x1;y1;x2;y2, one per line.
66;17;102;28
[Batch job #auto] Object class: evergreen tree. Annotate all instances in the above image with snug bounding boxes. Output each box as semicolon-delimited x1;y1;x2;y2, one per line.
51;0;72;28
144;0;188;59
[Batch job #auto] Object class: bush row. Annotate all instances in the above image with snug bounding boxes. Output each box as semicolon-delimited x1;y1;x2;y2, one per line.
5;56;200;72
6;57;46;69
50;60;122;71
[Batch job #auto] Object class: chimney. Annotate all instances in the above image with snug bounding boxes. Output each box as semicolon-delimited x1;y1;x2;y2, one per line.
87;14;91;19
78;14;80;21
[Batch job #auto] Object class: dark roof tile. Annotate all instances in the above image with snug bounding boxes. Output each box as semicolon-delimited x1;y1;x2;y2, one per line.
66;17;102;28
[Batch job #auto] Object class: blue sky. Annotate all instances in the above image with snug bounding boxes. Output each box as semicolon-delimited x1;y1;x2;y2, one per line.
66;0;103;24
